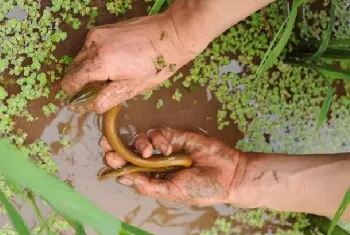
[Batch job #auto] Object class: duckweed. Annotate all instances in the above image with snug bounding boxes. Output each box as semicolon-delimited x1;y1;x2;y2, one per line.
0;0;349;234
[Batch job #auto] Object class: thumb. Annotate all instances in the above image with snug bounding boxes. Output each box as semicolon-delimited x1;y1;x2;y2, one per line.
118;173;185;201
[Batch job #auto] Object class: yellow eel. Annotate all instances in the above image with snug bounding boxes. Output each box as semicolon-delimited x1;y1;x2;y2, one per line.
67;82;192;180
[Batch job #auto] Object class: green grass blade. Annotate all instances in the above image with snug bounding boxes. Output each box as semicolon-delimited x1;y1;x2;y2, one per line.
256;17;289;75
27;191;53;235
315;83;333;133
308;2;336;60
304;39;350;50
0;190;30;235
307;214;350;235
63;216;88;235
327;39;350;49
149;0;166;15
166;0;173;5
328;187;350;235
297;48;350;61
286;60;350;80
316;65;350;81
0;139;152;235
255;0;305;78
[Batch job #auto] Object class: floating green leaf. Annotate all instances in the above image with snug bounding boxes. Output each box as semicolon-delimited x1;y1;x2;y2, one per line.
0;190;30;235
256;0;305;79
328;187;350;235
0;140;152;235
0;59;8;72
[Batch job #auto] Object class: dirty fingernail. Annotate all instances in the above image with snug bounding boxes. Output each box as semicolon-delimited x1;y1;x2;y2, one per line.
118;177;133;186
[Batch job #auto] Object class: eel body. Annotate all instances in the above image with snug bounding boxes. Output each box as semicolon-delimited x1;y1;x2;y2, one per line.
67;82;192;180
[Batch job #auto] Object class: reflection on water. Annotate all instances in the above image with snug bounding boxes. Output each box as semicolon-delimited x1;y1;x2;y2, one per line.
5;5;28;21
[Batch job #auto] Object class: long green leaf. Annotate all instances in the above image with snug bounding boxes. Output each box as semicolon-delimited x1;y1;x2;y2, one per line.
0;190;30;235
317;66;350;81
303;39;350;50
255;0;305;78
286;60;350;80
27;191;53;235
0;139;152;235
149;0;166;15
297;48;350;61
307;214;350;235
63;216;88;235
256;17;289;74
308;2;336;60
328;187;350;235
315;83;333;133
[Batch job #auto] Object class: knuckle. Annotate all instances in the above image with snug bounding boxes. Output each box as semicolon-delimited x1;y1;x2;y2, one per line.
87;28;102;39
134;186;148;196
96;45;110;56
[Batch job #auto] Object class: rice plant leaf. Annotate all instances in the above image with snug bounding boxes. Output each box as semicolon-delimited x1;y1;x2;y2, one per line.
316;65;350;81
27;191;53;235
149;0;166;15
63;216;88;235
328;187;350;235
286;60;350;80
305;39;350;50
0;140;152;235
256;17;289;74
298;49;350;61
0;190;30;235
315;83;333;133
307;214;350;235
256;0;305;78
308;2;336;60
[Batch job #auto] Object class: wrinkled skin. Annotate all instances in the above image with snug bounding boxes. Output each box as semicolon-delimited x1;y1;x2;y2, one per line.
61;13;199;114
100;128;246;206
61;13;246;206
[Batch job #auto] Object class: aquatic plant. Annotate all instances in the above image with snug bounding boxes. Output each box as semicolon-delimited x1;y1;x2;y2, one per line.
0;139;151;235
0;0;349;234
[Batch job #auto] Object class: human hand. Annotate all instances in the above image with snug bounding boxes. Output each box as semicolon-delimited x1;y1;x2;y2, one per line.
62;12;203;114
100;128;247;206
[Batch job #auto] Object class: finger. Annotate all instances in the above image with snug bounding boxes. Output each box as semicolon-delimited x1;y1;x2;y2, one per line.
70;45;89;66
118;173;184;201
99;136;113;152
92;80;138;114
148;129;172;155
61;49;111;96
150;128;211;154
132;134;153;158
105;152;127;169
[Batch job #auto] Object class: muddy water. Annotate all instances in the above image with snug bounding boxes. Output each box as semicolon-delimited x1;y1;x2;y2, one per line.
39;85;242;234
3;0;246;234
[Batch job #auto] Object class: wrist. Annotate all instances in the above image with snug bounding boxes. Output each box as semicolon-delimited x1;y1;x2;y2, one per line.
223;150;250;206
164;0;212;57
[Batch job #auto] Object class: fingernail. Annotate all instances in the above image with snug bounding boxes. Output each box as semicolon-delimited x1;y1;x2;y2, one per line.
138;143;147;152
159;144;169;155
118;177;133;186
